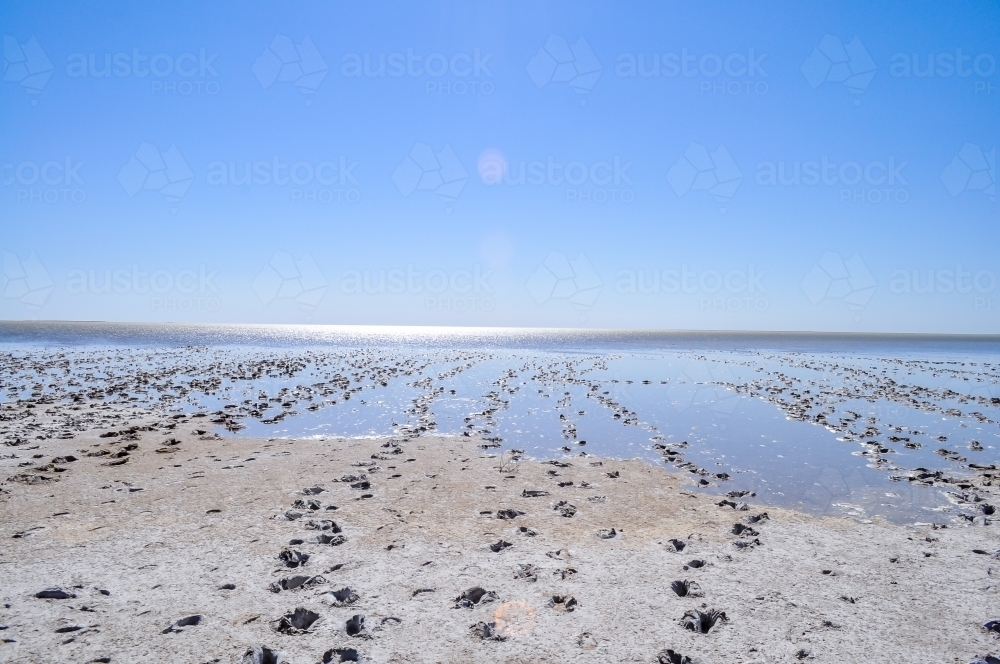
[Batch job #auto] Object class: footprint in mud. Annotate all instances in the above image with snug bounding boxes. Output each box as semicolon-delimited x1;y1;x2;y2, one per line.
666;539;686;552
556;568;577;581
733;538;762;549
280;511;304;521
162;615;202;634
35;588;76;600
745;513;769;524
970;657;1000;664
731;523;759;537
220;583;237;590
269;575;326;593
273;607;320;634
412;588;436;597
301;486;325;495
546;549;570;560
454;587;499;608
239;646;285;664
517;526;538;537
292;499;321;511
346;614;365;637
683;560;706;571
521;489;549;498
350;481;371;490
587;496;607;503
670;580;704;598
515;564;538;582
490;540;512;553
289;539;304;545
596;528;618;540
681;609;727;634
321;648;361;663
717;500;749;511
549;595;577;612
470;621;506;641
983;620;1000;635
496;509;525;520
306;520;341;532
321;587;360;607
657;649;693;664
551;501;577;518
577;632;598;650
278;549;310;568
317;534;347;546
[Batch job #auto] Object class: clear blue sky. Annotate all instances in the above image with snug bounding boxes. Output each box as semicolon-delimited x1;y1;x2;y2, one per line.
2;1;998;333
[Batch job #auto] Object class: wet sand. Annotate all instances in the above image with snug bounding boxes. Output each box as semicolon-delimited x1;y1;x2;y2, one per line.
2;414;999;663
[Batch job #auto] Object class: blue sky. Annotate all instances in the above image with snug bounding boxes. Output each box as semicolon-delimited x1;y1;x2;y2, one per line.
2;0;998;333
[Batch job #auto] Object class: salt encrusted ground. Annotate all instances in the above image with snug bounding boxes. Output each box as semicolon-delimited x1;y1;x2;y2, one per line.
2;418;1000;663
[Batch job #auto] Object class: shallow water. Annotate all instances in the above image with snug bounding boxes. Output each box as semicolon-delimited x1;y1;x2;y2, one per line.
1;322;998;523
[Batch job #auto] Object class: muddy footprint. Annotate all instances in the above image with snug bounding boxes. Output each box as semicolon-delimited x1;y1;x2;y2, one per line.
515;564;538;582
490;540;512;553
305;519;341;532
470;621;506;641
551;500;577;518
278;549;310;568
321;648;361;663
681;609;727;634
670;580;704;598
666;539;686;552
322;587;360;607
346;614;365;637
239;646;285;664
730;523;759;537
269;575;325;593
35;588;76;600
454;587;499;608
549;595;577;612
162;615;202;634
496;509;525;520
657;649;694;664
273;608;320;634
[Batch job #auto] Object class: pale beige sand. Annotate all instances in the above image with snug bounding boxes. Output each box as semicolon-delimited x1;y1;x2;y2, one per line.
1;418;999;663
